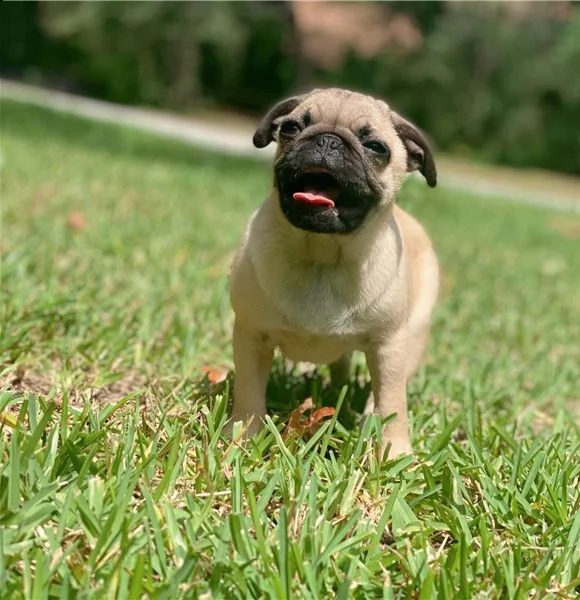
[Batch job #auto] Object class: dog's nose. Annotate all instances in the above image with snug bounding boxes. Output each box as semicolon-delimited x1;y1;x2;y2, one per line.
316;133;343;151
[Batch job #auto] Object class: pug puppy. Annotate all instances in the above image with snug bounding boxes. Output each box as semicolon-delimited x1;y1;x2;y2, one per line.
229;88;439;458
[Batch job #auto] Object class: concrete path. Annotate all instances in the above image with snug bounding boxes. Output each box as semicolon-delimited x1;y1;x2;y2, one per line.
2;79;579;214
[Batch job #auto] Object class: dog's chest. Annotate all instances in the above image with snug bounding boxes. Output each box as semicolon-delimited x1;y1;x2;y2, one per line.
272;261;368;330
263;264;384;362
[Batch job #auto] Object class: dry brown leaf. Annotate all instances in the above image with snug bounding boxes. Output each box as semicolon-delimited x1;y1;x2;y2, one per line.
200;365;229;385
283;397;335;440
310;407;336;423
285;397;314;433
67;211;86;231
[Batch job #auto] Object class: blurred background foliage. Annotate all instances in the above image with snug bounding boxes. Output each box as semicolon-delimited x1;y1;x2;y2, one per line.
1;0;579;175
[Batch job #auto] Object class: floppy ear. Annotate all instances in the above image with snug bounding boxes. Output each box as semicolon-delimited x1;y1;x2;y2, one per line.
253;95;305;148
391;112;437;188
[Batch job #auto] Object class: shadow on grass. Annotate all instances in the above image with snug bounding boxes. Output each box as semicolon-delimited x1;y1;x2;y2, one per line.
196;356;372;431
265;358;371;427
198;357;439;433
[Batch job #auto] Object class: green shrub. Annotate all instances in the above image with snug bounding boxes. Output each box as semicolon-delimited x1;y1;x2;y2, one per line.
1;1;578;174
327;4;580;175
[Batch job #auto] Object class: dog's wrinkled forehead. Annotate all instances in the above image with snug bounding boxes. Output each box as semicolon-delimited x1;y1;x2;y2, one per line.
253;87;437;187
292;88;393;134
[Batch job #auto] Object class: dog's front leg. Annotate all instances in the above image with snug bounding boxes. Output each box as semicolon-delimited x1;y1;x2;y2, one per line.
365;330;413;459
230;320;273;436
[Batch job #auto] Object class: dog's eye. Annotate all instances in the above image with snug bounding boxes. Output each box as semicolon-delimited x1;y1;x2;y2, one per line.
279;120;302;137
363;141;390;156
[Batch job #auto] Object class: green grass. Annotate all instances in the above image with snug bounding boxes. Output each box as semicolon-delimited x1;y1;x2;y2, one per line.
1;98;579;598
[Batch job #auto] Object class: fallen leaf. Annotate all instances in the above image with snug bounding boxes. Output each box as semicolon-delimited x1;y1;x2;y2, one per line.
310;407;336;423
67;211;86;231
283;397;335;440
200;365;229;384
285;397;314;433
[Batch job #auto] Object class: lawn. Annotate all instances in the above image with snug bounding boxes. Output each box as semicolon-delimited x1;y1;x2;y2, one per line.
1;99;579;598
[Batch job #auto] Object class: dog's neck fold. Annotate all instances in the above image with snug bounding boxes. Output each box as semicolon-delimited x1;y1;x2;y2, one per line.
267;194;396;267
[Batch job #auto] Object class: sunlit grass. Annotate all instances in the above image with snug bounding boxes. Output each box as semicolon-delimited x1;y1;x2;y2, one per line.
1;100;579;598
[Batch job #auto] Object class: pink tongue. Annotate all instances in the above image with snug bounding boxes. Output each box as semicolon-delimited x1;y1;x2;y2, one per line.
292;192;335;207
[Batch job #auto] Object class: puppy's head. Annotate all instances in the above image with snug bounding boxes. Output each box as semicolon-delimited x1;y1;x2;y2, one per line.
253;88;437;234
